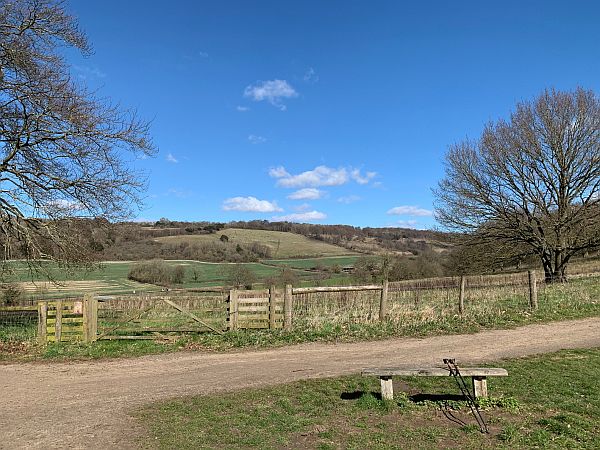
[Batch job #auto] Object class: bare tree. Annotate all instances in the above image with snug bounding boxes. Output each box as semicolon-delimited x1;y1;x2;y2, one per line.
0;0;155;272
435;88;600;282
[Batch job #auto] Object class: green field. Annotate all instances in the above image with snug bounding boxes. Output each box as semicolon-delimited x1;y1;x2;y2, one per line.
0;257;353;298
155;228;357;258
138;348;600;449
264;255;359;269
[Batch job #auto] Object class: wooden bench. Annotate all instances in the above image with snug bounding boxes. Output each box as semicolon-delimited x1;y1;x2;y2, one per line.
362;367;508;400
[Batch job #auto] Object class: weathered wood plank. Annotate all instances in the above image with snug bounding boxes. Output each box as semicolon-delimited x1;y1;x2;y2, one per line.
472;376;488;398
162;299;224;335
380;376;394;400
362;367;508;377
293;285;382;294
284;284;293;331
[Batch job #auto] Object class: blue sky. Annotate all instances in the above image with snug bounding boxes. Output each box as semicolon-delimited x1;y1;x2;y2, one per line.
67;1;600;229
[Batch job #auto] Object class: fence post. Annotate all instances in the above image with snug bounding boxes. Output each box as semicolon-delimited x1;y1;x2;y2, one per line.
37;301;47;344
528;270;538;310
269;285;276;330
459;276;465;315
284;284;293;330
228;289;239;330
379;280;389;321
83;294;98;342
55;300;63;342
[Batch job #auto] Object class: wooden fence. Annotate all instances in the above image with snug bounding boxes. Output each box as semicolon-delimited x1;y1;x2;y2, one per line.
37;294;97;343
27;269;542;342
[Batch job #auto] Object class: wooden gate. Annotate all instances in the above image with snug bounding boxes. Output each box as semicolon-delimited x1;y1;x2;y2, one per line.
96;295;225;340
37;295;97;343
228;287;284;330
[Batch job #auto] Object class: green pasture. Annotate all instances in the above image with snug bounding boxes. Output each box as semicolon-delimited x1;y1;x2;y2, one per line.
264;255;359;270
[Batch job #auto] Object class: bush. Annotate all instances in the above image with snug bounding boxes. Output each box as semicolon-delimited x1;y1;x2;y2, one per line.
1;283;24;306
127;260;186;285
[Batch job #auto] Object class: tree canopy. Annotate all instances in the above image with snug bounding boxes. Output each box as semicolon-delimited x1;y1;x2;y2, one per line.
435;88;600;282
0;0;155;268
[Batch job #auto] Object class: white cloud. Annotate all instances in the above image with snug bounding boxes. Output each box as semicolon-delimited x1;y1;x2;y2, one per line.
273;210;326;222
351;169;377;185
271;165;349;188
269;166;290;178
337;195;361;204
387;205;433;217
198;51;209;58
243;79;298;110
236;105;250;112
73;65;106;79
167;188;192;198
270;165;377;188
287;188;324;200
248;134;267;144
397;220;418;227
166;153;178;163
222;196;282;213
303;67;319;83
293;203;312;212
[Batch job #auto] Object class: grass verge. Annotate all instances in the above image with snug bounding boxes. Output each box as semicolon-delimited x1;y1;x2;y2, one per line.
136;347;600;449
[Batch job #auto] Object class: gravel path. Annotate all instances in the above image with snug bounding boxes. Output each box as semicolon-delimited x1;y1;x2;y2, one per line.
1;317;599;449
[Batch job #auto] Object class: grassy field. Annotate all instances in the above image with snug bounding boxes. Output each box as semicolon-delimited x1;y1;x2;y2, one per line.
0;259;321;297
155;228;357;258
4;274;597;362
137;347;600;449
264;255;359;269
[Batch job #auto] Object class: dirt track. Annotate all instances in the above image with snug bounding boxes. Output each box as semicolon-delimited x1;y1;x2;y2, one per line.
2;317;600;449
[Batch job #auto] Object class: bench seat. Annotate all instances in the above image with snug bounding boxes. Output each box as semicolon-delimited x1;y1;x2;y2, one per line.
362;366;508;400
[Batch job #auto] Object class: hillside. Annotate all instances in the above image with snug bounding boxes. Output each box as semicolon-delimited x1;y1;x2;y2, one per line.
155;228;357;259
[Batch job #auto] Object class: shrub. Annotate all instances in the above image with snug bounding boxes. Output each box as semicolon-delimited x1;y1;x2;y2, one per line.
127;260;186;285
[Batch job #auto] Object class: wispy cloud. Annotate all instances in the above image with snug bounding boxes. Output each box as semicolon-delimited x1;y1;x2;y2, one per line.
337;195;361;204
397;220;418;227
166;153;178;163
287;188;324;200
222;196;282;213
303;67;319;83
248;134;267;144
270;165;376;189
351;169;377;185
293;203;312;211
73;65;106;80
244;79;298;110
270;165;348;188
387;205;433;217
273;210;326;222
236;105;250;112
167;188;192;198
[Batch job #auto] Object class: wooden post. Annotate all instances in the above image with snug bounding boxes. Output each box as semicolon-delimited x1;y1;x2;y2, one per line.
37;301;47;344
55;300;63;342
83;294;98;342
284;284;293;331
90;295;98;341
379;280;388;321
459;276;466;315
269;285;276;330
83;296;89;342
380;376;394;400
228;289;239;331
472;376;488;398
528;270;538;310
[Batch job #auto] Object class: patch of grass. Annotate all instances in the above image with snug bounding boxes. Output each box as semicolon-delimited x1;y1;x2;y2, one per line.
155;228;357;258
137;348;600;449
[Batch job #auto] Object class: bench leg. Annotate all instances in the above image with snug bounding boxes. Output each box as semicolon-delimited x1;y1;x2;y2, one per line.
472;376;488;398
380;376;394;400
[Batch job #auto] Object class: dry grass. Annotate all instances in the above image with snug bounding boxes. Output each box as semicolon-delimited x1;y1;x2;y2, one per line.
154;228;356;258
